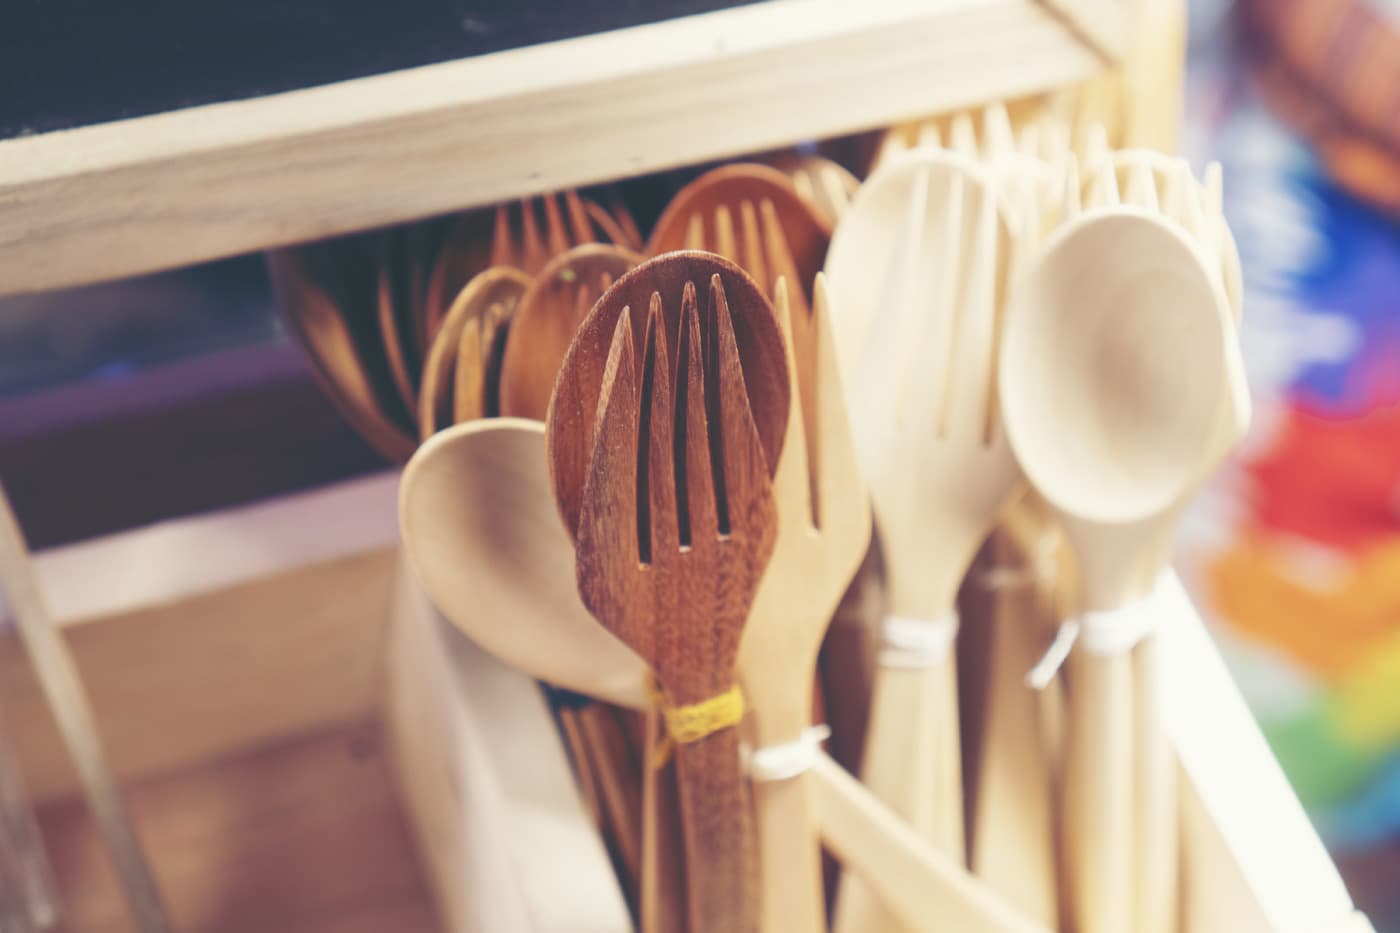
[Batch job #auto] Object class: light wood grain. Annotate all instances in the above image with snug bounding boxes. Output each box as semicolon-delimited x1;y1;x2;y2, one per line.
0;472;400;801
738;277;870;933
0;0;1107;297
384;559;630;933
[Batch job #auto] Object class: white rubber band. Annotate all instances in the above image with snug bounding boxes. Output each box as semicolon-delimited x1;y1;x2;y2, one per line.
1025;571;1171;689
879;613;959;669
746;725;831;783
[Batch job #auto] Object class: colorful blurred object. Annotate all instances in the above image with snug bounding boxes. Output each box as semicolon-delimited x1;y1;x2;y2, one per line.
1180;6;1400;919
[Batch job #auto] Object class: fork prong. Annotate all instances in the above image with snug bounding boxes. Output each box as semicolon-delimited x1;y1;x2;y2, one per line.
950;112;979;159
578;309;642;569
1085;158;1119;208
544;193;571;256
709;274;777;553
1162;159;1189;222
740;200;769;296
855;164;930;428
1202;160;1225;256
1174;162;1208;239
564;190;596;246
714;206;738;262
491;204;515;269
983;103;1016;156
1061;154;1083;221
948;184;1001;442
520;199;548;272
770;277;815;527
642;294;680;559
931;167;964;434
1125;160;1159;210
685;213;706;251
916;121;942;152
791;169;817;207
678;282;721;543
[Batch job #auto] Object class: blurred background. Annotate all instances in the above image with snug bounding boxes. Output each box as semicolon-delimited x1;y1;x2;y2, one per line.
1;0;1398;927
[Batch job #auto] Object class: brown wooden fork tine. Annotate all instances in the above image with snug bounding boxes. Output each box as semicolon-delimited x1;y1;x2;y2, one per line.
642;294;680;563
677;282;721;548
544;193;571;257
564;190;596;246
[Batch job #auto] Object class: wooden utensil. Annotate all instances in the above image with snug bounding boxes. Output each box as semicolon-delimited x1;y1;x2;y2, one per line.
498;244;642;421
826;151;1024;933
998;176;1241;933
767;153;861;223
649;165;831;558
0;480;174;933
418;267;530;438
268;242;417;462
737;274;871;933
1075;148;1249;933
399;419;648;709
423;191;643;340
548;253;789;933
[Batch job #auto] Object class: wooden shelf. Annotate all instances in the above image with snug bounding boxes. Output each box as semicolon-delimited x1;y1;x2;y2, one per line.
0;0;1110;299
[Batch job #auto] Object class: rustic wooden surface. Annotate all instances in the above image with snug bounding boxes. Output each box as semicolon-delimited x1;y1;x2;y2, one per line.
37;723;440;933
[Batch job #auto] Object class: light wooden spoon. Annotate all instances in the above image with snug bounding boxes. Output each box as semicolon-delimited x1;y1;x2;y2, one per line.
998;201;1239;933
399;419;648;709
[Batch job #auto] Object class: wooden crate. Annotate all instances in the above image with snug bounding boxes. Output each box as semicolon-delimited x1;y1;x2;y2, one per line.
0;0;1374;929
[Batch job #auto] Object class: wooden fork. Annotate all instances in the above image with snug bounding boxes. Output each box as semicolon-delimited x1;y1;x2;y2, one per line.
564;260;786;933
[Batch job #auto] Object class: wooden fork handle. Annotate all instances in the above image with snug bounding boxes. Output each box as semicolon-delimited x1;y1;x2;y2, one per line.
673;725;760;933
752;767;825;933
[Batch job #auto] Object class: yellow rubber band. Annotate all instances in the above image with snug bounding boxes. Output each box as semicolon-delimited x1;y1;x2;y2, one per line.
645;676;745;768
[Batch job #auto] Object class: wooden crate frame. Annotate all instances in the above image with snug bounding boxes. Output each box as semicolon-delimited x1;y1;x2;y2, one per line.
0;0;1120;298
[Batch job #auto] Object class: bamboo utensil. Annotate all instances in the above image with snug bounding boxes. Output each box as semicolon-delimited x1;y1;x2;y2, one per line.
548;253;789;933
737;274;870;933
400;420;648;710
998;165;1242;933
648;165;831;552
770;153;861;223
268;242;417;462
417;267;531;438
0;479;173;933
498;245;642;421
826;151;1024;932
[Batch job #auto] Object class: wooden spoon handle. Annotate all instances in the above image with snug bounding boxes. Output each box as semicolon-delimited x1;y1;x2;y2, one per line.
752;768;824;933
1133;632;1177;933
1064;649;1133;933
673;725;759;933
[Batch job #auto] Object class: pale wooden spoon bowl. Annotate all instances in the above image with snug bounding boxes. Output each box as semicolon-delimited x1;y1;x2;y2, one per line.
398;418;648;709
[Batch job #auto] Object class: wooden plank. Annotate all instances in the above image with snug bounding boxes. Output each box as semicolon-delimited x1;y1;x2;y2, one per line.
384;558;632;933
1158;573;1359;932
37;722;440;933
0;473;401;801
0;0;1105;297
